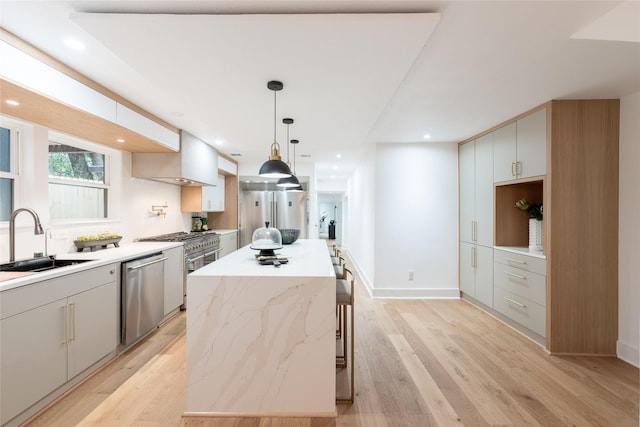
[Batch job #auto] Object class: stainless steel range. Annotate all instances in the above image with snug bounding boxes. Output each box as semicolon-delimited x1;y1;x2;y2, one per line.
138;231;220;309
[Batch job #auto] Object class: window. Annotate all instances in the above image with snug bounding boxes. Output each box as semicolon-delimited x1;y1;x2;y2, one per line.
0;126;17;221
48;141;109;220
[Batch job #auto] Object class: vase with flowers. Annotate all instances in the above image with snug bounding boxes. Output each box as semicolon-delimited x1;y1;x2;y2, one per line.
514;198;543;251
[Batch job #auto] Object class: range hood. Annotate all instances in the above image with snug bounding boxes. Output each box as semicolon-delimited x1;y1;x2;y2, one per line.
132;130;218;186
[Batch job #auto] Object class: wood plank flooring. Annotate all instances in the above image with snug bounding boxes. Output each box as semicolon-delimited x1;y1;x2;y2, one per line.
25;248;638;427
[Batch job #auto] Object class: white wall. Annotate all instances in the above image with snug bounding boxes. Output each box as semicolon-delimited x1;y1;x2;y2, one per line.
345;145;376;291
618;91;640;367
0;118;191;262
345;143;459;298
373;143;459;298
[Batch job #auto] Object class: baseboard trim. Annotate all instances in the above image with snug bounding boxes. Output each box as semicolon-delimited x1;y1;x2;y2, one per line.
617;340;640;367
371;287;460;299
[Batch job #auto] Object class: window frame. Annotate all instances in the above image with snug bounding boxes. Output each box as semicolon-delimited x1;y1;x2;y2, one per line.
0;117;23;221
48;131;112;222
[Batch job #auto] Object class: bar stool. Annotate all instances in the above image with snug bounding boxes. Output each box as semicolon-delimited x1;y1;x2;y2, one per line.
336;267;355;403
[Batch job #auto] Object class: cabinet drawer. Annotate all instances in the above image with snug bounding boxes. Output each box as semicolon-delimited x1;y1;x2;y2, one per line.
494;263;546;307
494;287;546;337
494;249;546;275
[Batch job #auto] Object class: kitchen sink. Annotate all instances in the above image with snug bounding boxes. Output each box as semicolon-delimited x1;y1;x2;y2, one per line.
0;256;94;273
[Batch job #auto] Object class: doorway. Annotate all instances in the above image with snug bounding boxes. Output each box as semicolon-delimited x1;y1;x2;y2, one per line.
318;193;344;245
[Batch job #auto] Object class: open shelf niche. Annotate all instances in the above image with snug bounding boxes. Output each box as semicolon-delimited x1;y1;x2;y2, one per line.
495;179;544;250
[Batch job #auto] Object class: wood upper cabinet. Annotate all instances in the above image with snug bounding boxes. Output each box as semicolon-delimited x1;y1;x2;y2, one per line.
493;108;546;183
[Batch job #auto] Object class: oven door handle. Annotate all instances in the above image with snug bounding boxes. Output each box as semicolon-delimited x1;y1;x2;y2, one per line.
187;254;205;263
204;248;222;257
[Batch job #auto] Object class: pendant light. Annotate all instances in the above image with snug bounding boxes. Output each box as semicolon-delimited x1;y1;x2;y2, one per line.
277;118;301;188
258;80;292;178
289;139;304;192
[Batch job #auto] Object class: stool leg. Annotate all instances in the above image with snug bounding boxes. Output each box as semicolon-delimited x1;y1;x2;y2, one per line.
349;303;355;402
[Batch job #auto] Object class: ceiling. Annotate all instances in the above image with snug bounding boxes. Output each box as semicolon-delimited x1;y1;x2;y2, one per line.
1;1;639;183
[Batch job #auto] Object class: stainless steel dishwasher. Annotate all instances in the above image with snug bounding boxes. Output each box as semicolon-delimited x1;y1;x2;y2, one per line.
121;252;167;348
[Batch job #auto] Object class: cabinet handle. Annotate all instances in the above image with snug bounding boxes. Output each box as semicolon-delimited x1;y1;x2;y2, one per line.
505;257;527;265
505;271;527;280
511;162;517;176
516;161;522;176
62;305;69;345
70;302;77;342
473;221;477;242
110;269;116;275
471;247;476;268
504;297;527;309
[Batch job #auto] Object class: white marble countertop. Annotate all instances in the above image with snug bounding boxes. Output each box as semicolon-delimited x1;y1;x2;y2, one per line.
494;246;546;259
191;239;335;278
0;241;182;291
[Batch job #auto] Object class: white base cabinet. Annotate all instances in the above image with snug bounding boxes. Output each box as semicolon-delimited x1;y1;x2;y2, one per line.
493;249;546;339
217;231;238;259
0;263;119;426
459;242;493;307
163;246;184;315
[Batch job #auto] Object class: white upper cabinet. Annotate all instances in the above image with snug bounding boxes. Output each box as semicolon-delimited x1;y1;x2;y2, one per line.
493;108;546;182
459;140;475;244
218;156;237;175
516;108;547;179
459;134;493;246
0;40;178;151
474;133;494;247
493;122;518;183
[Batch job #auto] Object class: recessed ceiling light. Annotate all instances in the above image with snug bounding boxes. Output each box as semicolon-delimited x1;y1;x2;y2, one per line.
116;138;125;143
333;165;338;170
214;139;224;146
423;133;431;139
336;154;342;159
331;175;336;179
5;100;19;106
64;37;85;51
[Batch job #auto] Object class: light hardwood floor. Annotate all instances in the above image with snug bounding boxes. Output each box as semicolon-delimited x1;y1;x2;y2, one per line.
26;248;638;427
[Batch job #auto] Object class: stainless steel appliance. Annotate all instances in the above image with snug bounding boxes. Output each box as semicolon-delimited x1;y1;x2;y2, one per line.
121;253;167;348
239;183;308;247
137;231;220;309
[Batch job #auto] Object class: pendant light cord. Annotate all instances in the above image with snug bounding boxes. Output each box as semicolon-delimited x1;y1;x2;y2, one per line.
286;123;290;166
273;89;277;144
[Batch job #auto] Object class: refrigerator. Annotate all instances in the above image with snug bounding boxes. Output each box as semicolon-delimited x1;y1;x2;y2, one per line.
240;190;308;247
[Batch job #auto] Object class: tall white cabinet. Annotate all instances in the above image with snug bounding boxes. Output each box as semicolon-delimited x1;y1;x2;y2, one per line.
459;133;494;307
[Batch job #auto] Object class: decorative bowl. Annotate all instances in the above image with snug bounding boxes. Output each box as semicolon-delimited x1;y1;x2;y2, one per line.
279;229;300;245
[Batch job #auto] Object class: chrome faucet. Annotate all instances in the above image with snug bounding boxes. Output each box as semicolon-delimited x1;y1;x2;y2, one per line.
9;208;45;262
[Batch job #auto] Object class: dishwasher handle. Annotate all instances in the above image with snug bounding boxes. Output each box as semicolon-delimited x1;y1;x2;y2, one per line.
126;256;168;271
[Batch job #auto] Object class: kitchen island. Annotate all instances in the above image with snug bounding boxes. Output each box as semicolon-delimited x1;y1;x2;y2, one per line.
185;239;337;422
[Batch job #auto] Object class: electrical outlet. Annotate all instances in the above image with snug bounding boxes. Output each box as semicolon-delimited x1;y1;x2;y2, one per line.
408;270;414;281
